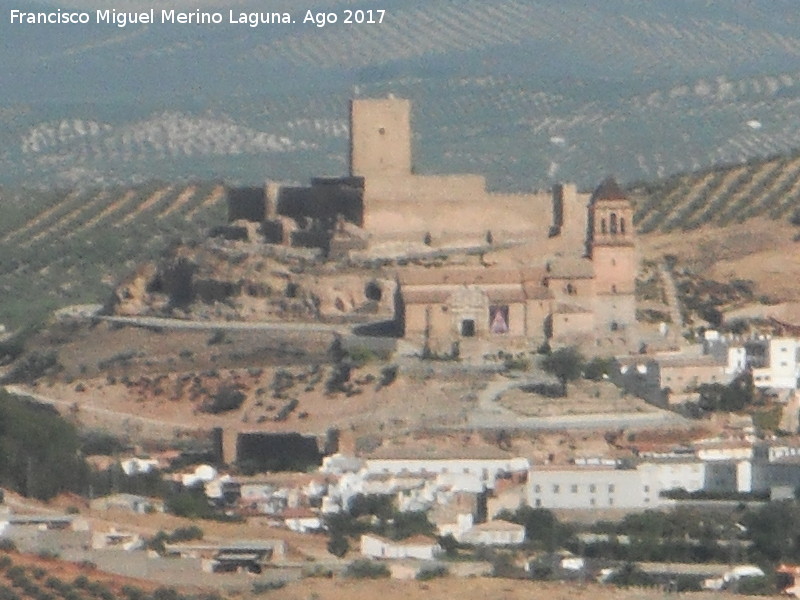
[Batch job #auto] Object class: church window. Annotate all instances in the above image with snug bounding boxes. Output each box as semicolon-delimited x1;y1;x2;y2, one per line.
610;213;618;234
620;218;626;234
601;218;607;234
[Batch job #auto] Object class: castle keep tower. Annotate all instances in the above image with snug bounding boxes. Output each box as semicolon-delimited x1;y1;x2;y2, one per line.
588;177;637;338
350;97;412;178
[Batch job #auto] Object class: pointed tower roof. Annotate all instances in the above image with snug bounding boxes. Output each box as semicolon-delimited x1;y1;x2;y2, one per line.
592;176;627;203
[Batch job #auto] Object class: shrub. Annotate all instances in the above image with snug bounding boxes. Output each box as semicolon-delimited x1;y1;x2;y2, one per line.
206;330;227;345
274;399;299;422
347;346;375;367
152;587;179;600
736;575;776;595
503;354;530;371
325;364;351;395
583;357;613;381
607;562;658;587
416;564;448;580
5;350;60;383
377;365;398;389
0;539;17;552
169;525;204;542
327;534;350;557
251;581;285;594
200;385;246;414
344;560;390;579
121;586;145;600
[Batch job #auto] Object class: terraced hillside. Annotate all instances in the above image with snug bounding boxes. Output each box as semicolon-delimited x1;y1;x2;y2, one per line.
632;153;800;233
0;182;226;329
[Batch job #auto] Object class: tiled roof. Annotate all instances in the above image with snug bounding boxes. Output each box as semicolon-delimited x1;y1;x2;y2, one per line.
592;176;627;202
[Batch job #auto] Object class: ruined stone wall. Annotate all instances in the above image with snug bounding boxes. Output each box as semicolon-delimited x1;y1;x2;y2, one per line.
227;186;266;222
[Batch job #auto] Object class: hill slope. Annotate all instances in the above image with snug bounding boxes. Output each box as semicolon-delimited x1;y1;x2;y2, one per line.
0;182;226;328
631;153;800;233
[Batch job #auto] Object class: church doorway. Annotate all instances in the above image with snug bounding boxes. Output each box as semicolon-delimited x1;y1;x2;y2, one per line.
461;319;476;337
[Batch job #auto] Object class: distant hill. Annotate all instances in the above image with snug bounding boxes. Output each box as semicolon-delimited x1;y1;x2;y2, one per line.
6;1;800;188
630;153;800;233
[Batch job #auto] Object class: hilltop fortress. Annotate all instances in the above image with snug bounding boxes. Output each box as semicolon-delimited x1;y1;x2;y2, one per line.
226;96;640;352
228;96;592;252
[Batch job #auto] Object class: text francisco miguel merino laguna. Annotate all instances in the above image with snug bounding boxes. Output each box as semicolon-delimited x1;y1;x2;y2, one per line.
7;8;380;28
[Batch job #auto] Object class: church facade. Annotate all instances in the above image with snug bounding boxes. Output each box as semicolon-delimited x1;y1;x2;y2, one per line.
396;178;639;353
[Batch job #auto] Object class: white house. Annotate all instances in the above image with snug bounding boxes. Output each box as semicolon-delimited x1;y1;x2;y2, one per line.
459;520;525;546
363;457;529;490
282;508;323;533
528;460;705;510
529;465;656;509
360;534;443;560
120;457;160;476
752;338;800;389
180;464;218;488
91;528;142;551
89;493;164;514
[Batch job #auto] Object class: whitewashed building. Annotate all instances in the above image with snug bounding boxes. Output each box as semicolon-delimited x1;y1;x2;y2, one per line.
752;338;800;389
360;534;443;560
459;520;525;546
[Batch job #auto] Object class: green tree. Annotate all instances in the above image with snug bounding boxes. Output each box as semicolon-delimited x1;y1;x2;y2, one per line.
0;391;86;500
583;356;613;381
327;534;350;558
541;347;583;393
496;506;573;551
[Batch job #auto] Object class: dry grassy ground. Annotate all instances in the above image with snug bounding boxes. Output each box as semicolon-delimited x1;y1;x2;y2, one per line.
277;577;763;600
498;380;659;418
641;218;800;303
